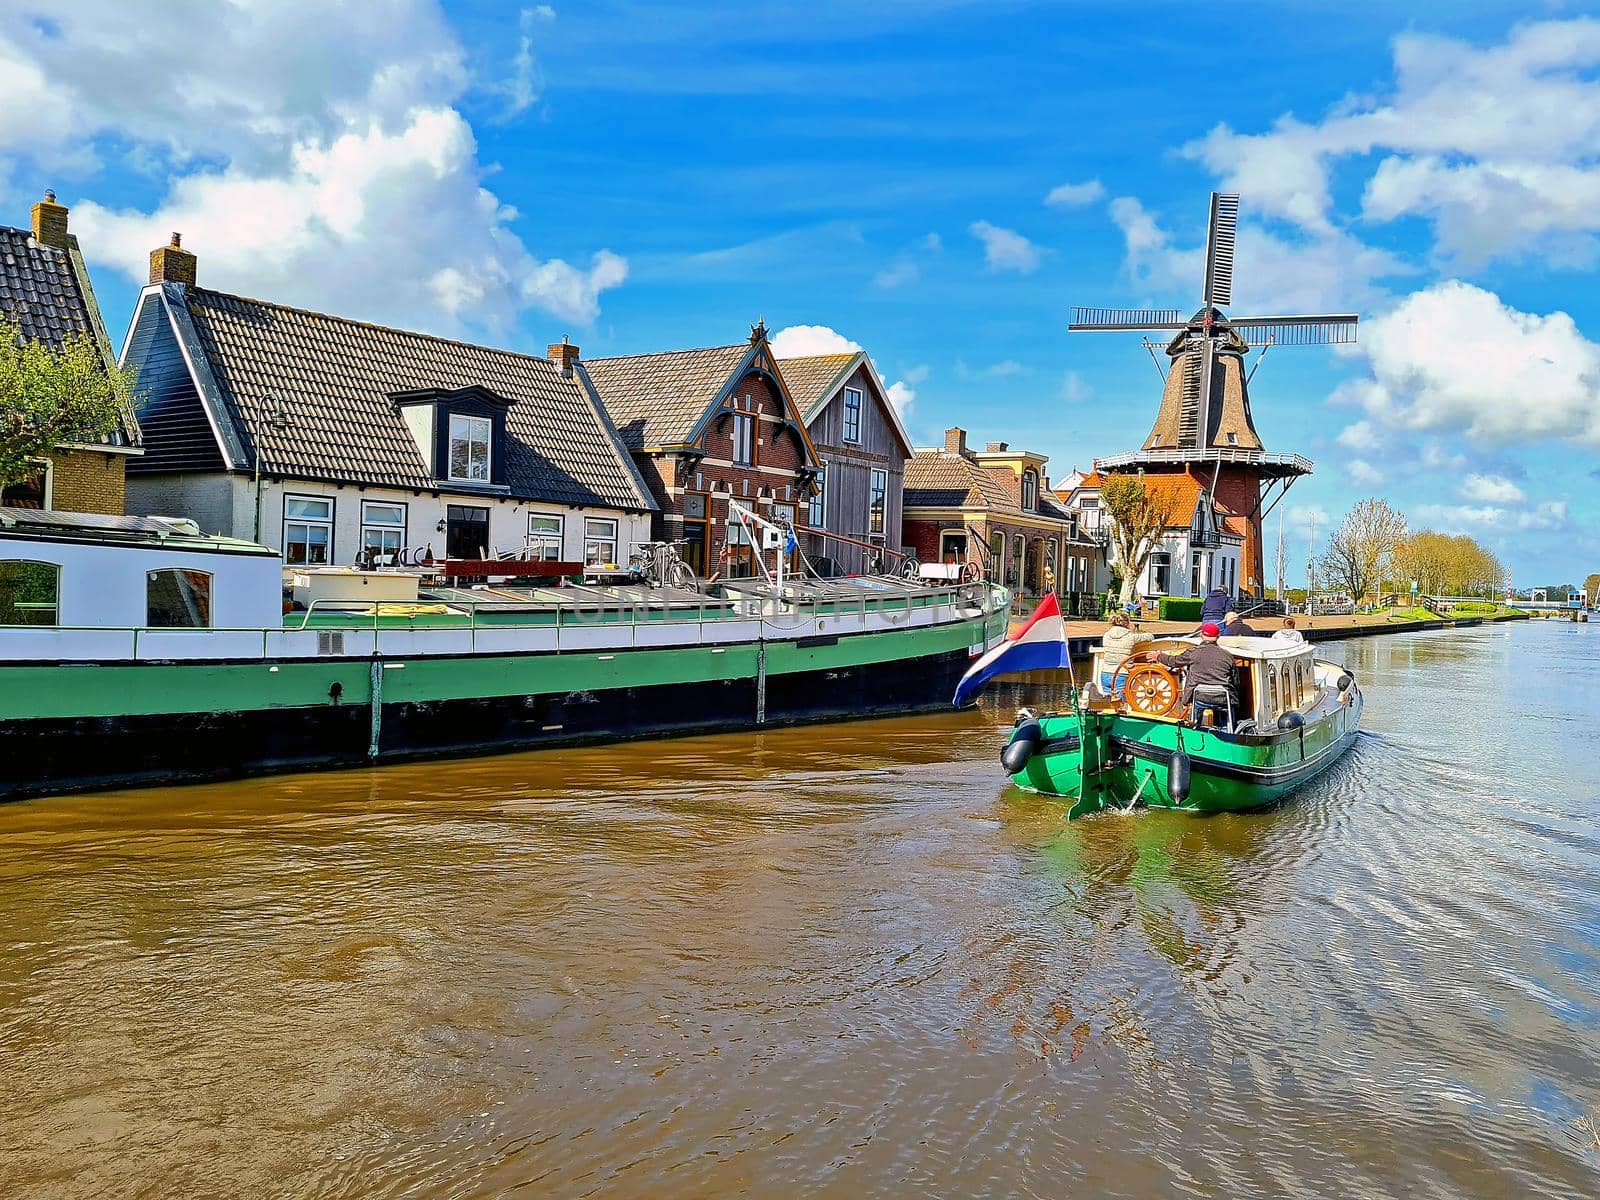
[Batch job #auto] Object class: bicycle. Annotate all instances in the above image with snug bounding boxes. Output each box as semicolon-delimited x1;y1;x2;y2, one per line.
628;539;696;588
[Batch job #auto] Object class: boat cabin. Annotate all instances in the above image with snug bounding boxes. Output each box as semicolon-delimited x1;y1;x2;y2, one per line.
0;507;283;631
1092;634;1325;732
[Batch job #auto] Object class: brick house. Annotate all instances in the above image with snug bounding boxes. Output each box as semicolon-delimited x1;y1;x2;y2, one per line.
777;351;912;575
580;324;822;578
904;428;1096;606
0;191;142;512
120;236;656;566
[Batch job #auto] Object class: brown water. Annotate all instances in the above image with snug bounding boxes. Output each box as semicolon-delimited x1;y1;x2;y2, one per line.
3;620;1599;1198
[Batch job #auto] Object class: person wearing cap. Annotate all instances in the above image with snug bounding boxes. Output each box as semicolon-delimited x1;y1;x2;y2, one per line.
1221;609;1258;638
1158;622;1238;729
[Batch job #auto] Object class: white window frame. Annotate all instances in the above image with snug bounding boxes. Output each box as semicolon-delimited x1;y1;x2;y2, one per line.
809;467;826;527
448;412;492;483
842;387;862;444
360;500;407;563
584;517;619;566
283;494;334;566
527;512;565;560
868;468;888;534
731;411;755;466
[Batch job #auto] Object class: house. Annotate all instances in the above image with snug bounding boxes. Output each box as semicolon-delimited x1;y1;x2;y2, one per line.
903;428;1096;603
120;236;656;567
1058;469;1244;601
0;191;142;511
580;324;822;578
776;350;912;574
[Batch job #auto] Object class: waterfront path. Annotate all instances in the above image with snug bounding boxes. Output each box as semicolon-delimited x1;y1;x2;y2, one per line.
1024;608;1529;649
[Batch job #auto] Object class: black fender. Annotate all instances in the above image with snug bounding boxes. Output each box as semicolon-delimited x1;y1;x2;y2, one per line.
1002;718;1042;774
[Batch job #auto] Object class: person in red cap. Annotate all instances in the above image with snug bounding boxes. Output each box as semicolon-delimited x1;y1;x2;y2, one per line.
1158;622;1239;729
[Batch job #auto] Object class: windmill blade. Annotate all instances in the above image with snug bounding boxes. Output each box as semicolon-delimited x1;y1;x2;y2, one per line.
1229;314;1359;346
1202;193;1239;309
1068;306;1185;331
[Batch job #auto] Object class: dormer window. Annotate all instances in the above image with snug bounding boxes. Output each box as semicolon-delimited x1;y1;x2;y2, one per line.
842;387;862;443
449;413;492;482
1021;470;1038;511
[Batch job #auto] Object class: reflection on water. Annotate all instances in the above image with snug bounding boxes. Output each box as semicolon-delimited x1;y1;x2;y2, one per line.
1;621;1598;1197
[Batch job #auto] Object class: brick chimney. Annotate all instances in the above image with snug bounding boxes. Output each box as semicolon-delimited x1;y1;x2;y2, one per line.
944;427;968;455
31;190;69;250
985;441;1009;453
547;335;580;376
149;232;197;287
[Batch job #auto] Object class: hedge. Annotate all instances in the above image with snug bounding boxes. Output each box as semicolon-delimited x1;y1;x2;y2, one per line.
1157;596;1204;622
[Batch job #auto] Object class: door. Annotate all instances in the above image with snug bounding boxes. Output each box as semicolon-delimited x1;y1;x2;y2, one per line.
446;504;489;559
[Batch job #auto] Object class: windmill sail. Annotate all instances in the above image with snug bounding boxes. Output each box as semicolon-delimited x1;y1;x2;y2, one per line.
1202;193;1239;309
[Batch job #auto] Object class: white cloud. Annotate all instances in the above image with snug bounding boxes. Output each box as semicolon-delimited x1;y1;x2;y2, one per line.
920;232;943;253
769;324;862;358
1518;500;1569;530
1346;280;1600;447
969;220;1042;274
1044;178;1105;208
1460;473;1526;503
496;6;557;121
1;0;625;333
1413;499;1569;533
1336;420;1381;452
1062;371;1093;403
886;380;915;419
873;259;919;289
903;364;930;384
1348;459;1385;487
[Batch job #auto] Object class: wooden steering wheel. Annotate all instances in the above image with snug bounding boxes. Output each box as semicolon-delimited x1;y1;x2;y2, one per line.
1122;659;1180;717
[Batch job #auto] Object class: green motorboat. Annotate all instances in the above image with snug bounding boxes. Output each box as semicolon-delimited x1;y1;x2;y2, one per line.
1001;634;1363;818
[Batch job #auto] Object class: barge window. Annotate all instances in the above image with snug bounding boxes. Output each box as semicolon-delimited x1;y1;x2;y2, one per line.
0;560;59;625
448;413;492;482
283;495;333;565
1294;662;1305;706
869;468;888;534
360;501;406;563
527;513;564;560
1268;669;1279;716
584;518;618;567
147;569;212;628
842;387;862;443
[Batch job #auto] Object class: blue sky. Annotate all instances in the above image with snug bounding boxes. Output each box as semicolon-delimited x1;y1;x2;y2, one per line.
3;1;1598;585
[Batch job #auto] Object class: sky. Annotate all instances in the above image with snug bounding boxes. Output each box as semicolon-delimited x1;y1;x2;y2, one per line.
2;0;1598;586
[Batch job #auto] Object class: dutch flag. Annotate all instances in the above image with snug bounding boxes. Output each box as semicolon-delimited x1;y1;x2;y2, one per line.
952;592;1070;708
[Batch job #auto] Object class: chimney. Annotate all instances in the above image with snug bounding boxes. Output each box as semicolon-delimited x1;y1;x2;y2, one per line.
985;441;1009;453
31;189;69;251
547;335;580;376
149;232;197;287
944;427;968;455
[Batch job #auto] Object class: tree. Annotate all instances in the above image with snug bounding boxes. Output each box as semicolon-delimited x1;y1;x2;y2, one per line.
1586;573;1600;607
1320;498;1406;604
1100;472;1179;606
0;315;136;489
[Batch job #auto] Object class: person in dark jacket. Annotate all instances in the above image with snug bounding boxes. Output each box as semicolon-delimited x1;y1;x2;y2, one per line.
1200;586;1231;625
1158;623;1237;729
1221;609;1258;637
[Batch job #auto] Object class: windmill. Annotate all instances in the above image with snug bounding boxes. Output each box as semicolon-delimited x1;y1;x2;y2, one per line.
1069;192;1358;597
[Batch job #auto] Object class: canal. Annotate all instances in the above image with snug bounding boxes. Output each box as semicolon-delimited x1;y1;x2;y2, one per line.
1;619;1597;1197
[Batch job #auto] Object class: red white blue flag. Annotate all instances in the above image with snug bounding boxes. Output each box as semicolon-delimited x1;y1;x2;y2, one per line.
952;592;1069;707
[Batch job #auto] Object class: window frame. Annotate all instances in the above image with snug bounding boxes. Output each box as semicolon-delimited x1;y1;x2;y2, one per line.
282;494;335;566
842;387;863;444
526;511;565;561
583;516;619;567
868;467;888;535
809;467;826;527
1021;470;1037;512
731;409;755;466
359;499;407;563
146;568;213;629
447;412;493;483
0;559;60;626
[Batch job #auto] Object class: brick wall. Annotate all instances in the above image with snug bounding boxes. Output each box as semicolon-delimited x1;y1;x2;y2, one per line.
49;448;127;515
904;519;944;563
1212;468;1263;595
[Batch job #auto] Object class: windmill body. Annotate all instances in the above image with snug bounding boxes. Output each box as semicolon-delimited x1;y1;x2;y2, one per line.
1070;192;1357;599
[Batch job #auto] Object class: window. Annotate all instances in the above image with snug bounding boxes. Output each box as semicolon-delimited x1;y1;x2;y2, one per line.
1149;550;1171;595
809;467;826;527
584;517;618;566
1294;662;1305;707
731;411;755;466
283;495;333;565
0;459;50;509
527;513;564;560
1010;535;1025;588
842;387;862;443
0;560;59;625
869;468;887;534
147;569;212;628
1269;669;1280;716
448;413;492;482
360;501;406;563
1022;470;1038;511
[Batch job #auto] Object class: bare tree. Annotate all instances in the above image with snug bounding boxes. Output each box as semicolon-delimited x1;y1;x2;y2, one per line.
1320;498;1407;604
1101;473;1179;607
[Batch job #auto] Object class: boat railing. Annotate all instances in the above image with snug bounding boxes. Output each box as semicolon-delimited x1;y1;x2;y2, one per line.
0;582;1009;663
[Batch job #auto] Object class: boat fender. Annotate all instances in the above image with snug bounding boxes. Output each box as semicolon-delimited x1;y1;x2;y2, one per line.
329;681;343;705
1336;672;1354;693
1001;719;1042;774
1168;749;1193;804
1277;711;1304;732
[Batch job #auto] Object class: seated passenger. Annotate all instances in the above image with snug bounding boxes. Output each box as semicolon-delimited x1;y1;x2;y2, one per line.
1158;622;1238;729
1221;609;1258;637
1271;616;1306;643
1099;611;1152;698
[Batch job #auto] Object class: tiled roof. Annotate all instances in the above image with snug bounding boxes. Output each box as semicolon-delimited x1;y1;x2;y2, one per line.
582;343;752;450
904;448;1021;512
179;288;653;510
775;352;856;420
0;226;92;348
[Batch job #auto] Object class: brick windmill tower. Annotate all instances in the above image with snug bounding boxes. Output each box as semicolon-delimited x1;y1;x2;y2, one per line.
1070;193;1357;598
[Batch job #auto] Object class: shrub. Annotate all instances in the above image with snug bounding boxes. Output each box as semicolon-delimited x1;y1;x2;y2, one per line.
1158;596;1204;622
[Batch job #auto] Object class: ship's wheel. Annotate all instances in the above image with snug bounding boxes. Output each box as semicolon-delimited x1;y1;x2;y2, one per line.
1123;661;1180;717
